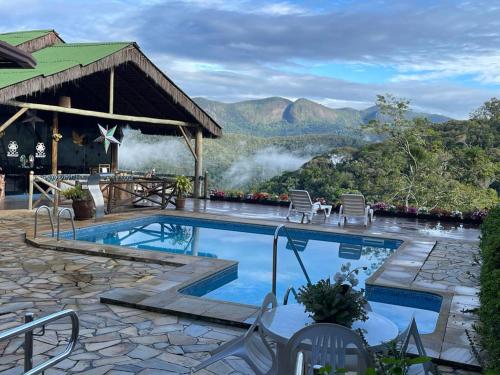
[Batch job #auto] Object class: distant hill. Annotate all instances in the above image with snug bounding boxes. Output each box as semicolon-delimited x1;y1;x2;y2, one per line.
194;97;451;136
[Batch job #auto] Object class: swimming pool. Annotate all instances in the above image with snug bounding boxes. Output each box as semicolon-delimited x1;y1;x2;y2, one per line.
66;215;441;333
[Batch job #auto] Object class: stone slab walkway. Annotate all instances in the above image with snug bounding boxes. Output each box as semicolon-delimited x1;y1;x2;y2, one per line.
412;240;481;367
0;205;482;374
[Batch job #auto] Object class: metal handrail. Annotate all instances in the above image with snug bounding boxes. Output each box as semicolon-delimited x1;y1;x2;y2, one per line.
0;310;79;375
56;208;75;241
283;286;298;305
34;205;54;238
272;224;311;295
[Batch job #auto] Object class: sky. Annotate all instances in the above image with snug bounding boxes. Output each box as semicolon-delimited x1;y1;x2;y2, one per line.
1;0;500;118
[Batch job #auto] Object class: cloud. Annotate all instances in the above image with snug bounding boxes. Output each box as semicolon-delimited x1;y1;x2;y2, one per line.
1;0;499;117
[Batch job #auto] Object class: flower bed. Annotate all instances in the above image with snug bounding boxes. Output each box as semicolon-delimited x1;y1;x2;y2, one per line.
210;190;290;207
371;202;487;223
209;190;488;223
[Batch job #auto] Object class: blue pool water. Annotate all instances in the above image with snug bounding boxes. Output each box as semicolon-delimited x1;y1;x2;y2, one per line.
67;215;442;333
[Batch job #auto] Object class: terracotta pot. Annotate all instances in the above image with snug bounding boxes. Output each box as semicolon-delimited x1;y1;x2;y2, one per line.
72;199;94;220
176;196;186;210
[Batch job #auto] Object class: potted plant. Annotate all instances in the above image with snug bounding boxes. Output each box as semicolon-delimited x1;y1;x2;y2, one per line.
62;185;93;220
174;175;192;210
297;263;368;327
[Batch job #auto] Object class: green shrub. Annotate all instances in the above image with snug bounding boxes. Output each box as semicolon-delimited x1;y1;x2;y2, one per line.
62;185;91;201
479;205;500;371
296;263;368;327
174;175;192;198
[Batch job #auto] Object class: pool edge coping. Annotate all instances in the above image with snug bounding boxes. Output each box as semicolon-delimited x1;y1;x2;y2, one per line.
25;209;477;369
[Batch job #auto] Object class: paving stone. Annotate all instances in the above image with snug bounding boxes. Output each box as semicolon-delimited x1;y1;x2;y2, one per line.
168;332;198;345
185;324;210;337
182;343;219;353
128;344;161;359
85;339;122;352
98;342;136;357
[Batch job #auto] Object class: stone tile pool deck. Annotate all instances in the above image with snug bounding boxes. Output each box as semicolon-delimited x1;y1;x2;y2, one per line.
0;199;482;374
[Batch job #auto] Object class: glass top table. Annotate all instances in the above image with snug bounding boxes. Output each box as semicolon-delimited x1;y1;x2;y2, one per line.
260;303;399;374
261;303;399;346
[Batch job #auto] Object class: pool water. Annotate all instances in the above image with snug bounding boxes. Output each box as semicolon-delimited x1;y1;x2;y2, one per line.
70;215;441;333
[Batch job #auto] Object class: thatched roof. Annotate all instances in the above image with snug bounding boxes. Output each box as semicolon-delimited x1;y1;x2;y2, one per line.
0;40;36;68
0;29;64;53
0;30;222;138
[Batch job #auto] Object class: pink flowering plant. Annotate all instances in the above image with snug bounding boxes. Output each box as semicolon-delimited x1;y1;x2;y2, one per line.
297;263;368;327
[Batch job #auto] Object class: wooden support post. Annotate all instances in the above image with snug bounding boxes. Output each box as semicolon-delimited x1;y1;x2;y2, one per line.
53;170;61;216
109;68;115;114
194;127;203;199
107;180;114;213
51;97;71;174
111;143;118;172
204;170;209;199
28;171;34;210
161;181;166;209
109;68;119;172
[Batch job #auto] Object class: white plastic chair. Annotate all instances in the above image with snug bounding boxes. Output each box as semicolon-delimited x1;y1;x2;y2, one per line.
338;194;373;227
287;190;332;223
371;316;435;375
399;317;435;375
284;323;372;375
191;292;278;375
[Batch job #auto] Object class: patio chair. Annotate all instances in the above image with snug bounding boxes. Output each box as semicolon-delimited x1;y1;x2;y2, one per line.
338;194;373;227
191;292;277;375
284;323;371;375
371;316;435;375
287;190;332;223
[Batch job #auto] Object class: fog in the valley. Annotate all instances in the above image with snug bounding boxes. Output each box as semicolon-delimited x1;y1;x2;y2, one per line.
119;131;193;176
221;147;312;188
118;130;317;189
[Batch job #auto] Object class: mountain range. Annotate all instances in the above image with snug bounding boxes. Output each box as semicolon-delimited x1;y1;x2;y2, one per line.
194;97;451;136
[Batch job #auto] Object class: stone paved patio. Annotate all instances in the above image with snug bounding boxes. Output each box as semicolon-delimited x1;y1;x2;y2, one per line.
0;201;482;374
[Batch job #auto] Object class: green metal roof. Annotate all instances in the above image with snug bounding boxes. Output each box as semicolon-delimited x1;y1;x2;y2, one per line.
0;42;132;89
0;30;54;46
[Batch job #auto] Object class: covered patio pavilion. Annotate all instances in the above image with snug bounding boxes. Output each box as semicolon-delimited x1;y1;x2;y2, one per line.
0;29;221;198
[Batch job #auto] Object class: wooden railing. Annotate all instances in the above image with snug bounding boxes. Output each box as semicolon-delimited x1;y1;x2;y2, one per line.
27;172;196;214
103;176;177;213
28;171;87;214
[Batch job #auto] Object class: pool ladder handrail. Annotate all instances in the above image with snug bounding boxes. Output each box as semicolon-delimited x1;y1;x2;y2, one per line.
272;224;311;295
0;309;79;375
34;205;54;238
56;208;76;241
283;286;298;305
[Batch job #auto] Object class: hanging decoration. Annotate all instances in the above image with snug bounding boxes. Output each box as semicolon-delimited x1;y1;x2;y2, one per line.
93;124;120;153
21;110;44;130
7;141;18;157
35;142;46;158
72;130;86;146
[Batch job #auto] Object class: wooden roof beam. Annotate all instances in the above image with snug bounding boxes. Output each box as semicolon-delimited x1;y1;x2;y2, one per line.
6;100;194;127
0;107;28;134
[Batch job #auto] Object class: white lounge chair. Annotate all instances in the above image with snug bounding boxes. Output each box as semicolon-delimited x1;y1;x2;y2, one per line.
285;323;372;375
287;190;332;223
338;194;373;227
192;292;277;375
